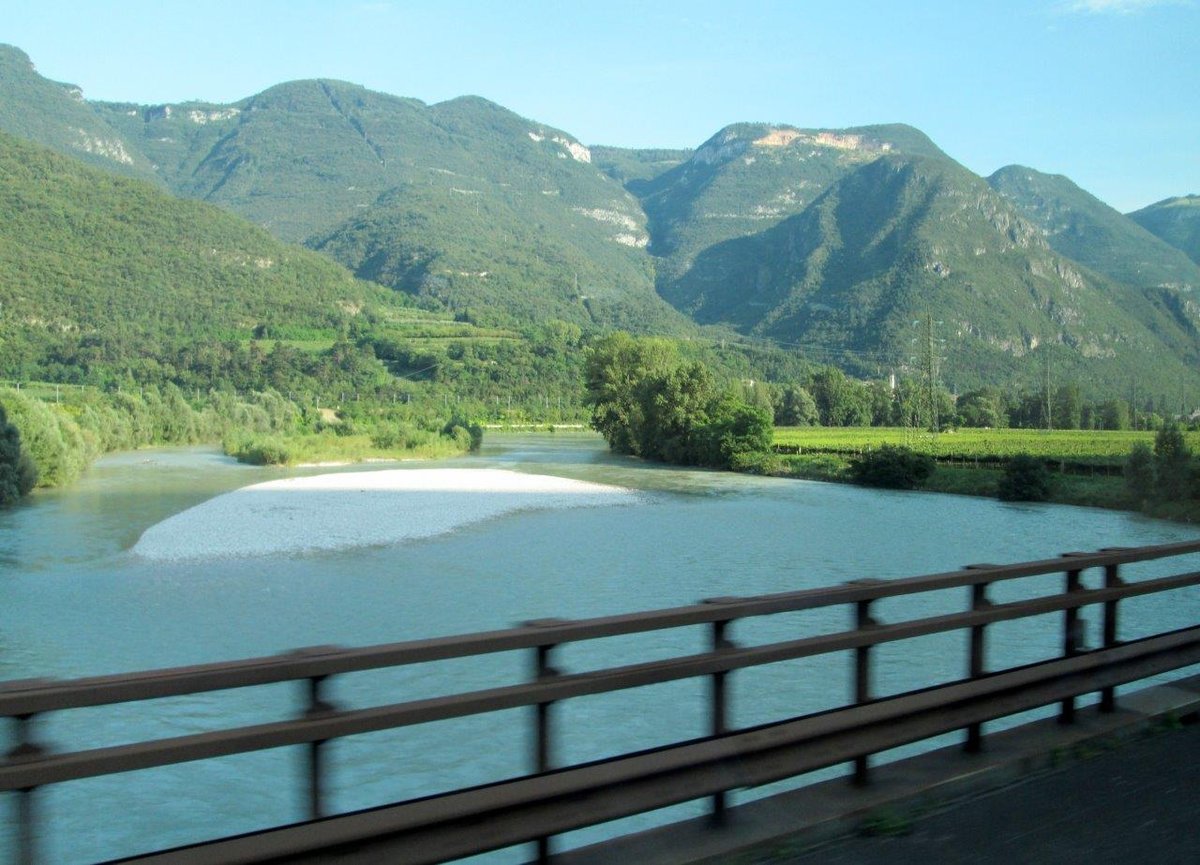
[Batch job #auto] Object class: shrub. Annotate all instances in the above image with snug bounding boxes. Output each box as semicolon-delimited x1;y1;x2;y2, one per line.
1153;422;1192;501
728;449;780;475
998;455;1051;502
1124;442;1155;504
442;417;484;451
227;436;293;466
849;445;934;489
0;402;37;506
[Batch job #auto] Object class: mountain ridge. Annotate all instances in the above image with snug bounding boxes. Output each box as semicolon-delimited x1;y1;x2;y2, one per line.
1;42;1197;401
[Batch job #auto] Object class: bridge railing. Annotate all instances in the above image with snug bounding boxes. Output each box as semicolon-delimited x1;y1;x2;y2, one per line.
3;539;1200;864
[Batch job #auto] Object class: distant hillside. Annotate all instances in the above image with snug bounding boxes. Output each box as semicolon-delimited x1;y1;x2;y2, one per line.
634;123;947;278
0;45;159;182
1129;195;1200;266
89;80;690;333
2;42;1198;402
591;145;692;185
988;166;1200;291
654;154;1200;396
0;130;404;385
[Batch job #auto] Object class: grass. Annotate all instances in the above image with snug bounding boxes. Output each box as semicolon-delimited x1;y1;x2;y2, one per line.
223;431;472;466
772;447;1195;519
773;426;1198;467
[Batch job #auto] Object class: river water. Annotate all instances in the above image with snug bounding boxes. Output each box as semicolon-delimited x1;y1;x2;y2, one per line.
2;433;1198;863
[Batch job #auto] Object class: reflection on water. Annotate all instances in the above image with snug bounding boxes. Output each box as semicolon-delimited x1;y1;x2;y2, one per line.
1;433;1198;862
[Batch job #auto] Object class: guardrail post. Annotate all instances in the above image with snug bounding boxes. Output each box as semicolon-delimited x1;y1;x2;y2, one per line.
291;647;342;821
7;712;44;865
304;675;335;820
847;581;882;786
525;619;566;865
963;566;995;753
1099;552;1127;712
703;597;740;825
1059;555;1088;724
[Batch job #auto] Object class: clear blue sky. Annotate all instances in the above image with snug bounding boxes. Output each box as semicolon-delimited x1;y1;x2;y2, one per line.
3;0;1197;211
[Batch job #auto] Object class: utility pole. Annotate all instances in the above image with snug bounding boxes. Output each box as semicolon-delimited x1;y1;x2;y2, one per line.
920;313;941;433
1042;351;1052;431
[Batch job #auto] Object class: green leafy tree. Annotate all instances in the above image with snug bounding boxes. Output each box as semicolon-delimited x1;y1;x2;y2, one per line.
956;387;1009;428
810;367;871;426
998;455;1052;502
0;401;37;506
774;385;819;426
704;395;774;470
584;333;773;470
1099;399;1131;431
1052;383;1083;430
1124;442;1155;504
637;361;716;464
584;332;679;456
1153;422;1192;501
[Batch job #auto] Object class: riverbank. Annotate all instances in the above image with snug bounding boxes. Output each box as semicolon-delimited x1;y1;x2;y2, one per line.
771;452;1200;522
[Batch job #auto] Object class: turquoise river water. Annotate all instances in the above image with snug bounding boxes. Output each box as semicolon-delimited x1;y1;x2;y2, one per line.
1;432;1198;863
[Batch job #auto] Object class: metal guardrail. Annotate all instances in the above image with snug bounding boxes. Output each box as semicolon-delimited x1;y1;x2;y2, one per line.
4;539;1200;864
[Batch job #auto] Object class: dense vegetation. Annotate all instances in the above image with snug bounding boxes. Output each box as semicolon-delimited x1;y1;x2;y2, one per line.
0;383;481;505
0;400;36;505
584;333;774;471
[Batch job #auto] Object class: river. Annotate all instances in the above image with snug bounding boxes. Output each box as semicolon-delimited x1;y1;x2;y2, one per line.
2;432;1198;863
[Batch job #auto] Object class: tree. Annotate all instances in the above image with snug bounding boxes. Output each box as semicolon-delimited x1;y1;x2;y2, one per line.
774;385;819;427
637;361;716;464
704;395;774;470
956;387;1008;428
809;367;871;427
1153;422;1191;501
1125;442;1155;505
584;333;678;456
584;333;773;471
998;455;1052;502
1052;383;1083;430
1099;399;1131;431
0;400;37;506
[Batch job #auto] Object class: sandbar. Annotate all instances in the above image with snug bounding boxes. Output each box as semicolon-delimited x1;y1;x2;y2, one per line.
132;468;640;561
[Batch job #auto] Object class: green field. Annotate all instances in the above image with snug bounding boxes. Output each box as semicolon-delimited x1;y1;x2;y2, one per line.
773;427;1197;467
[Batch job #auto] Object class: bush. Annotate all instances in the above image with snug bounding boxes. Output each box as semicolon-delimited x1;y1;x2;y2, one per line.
728;449;780;475
0;402;37;506
442;417;484;451
227;436;293;465
849;446;934;489
1153;422;1192;501
1125;442;1155;504
998;455;1052;502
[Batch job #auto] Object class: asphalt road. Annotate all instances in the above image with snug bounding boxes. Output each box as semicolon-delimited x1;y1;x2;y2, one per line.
763;722;1199;865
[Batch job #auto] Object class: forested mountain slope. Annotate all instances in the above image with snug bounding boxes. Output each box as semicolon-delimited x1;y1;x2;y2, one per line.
0;130;402;386
1130;195;1200;267
652;154;1200;394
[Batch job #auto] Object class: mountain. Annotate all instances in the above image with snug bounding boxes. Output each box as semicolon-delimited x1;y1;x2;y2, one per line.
0;45;159;183
650;153;1200;394
632;123;947;278
0;130;404;385
987;166;1200;291
1129;195;1200;267
91;79;689;333
2;42;1198;401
